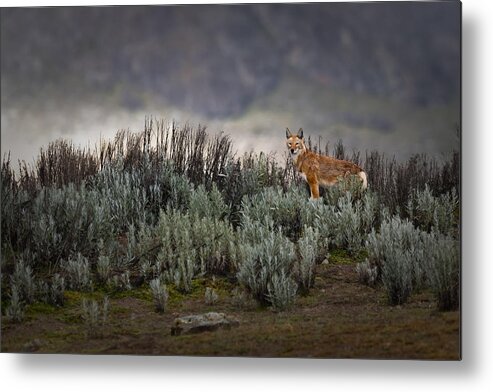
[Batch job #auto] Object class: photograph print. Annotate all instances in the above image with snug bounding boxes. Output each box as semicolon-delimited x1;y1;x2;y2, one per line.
0;1;460;358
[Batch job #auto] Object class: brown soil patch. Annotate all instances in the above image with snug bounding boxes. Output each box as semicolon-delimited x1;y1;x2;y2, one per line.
1;263;460;359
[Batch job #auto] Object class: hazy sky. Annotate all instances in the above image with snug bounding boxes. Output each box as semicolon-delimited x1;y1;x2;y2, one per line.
1;2;460;164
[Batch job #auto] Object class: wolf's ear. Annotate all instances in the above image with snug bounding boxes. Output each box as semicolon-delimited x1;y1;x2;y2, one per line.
297;128;304;139
286;128;292;139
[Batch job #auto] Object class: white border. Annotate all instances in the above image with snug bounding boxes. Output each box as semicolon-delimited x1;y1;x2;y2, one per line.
2;0;492;391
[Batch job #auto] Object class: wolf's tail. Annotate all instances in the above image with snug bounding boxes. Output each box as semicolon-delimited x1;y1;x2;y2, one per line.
358;171;368;190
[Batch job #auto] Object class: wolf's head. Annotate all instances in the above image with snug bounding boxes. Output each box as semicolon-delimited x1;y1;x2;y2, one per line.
285;128;306;157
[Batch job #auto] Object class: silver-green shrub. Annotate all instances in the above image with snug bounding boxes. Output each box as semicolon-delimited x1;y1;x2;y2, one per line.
149;208;237;283
116;223;139;270
381;245;414;305
204;287;219;305
356;259;378;287
96;255;112;284
39;273;66;306
31;212;63;265
109;271;132;292
267;271;298;311
312;191;379;255
165;256;195;293
360;191;379;233
139;258;153;280
220;152;286;225
10;258;36;304
366;216;427;304
94;167;149;231
407;185;459;236
333;193;362;253
153;163;192;211
81;296;109;337
154;211;196;292
424;233;460;311
189;183;229;220
5;285;25;323
237;219;296;306
1;170;30;255
50;273;66;306
365;213;459;309
96;237;123;271
149;277;169;313
298;201;331;259
127;158;192;217
296;226;319;292
188;214;238;274
29;184;115;263
241;186;307;241
17;159;198;266
62;253;92;291
322;176;366;206
81;298;99;329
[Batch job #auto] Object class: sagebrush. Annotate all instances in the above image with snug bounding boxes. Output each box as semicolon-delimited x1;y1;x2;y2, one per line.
1;119;459;315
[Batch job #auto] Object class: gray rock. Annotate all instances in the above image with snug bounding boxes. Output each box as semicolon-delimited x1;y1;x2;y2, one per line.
171;312;239;336
22;339;44;352
321;258;329;265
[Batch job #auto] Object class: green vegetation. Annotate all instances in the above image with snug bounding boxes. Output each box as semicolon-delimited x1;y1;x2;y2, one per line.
149;277;169;313
1;120;459;356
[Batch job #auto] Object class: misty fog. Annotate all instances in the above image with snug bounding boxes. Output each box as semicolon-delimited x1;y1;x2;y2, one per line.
1;3;460;165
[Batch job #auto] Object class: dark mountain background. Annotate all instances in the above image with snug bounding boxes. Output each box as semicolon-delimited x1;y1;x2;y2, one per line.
1;2;460;162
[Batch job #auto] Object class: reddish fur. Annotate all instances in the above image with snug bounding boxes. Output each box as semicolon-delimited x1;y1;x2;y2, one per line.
286;129;366;199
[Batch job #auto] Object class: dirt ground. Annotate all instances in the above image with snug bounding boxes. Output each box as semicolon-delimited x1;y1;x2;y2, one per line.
1;259;460;359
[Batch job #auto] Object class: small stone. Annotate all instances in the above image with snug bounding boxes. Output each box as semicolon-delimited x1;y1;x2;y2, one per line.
321;259;329;265
22;339;44;352
171;312;240;336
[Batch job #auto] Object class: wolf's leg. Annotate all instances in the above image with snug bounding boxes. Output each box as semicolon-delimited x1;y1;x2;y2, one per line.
308;179;320;200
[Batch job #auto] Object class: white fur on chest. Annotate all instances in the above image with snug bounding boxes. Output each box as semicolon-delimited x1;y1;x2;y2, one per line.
299;172;307;182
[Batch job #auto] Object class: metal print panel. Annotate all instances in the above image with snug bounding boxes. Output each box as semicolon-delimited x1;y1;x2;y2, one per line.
0;1;461;358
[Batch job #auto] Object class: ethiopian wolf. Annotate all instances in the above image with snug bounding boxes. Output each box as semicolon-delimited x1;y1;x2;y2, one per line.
285;128;367;200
